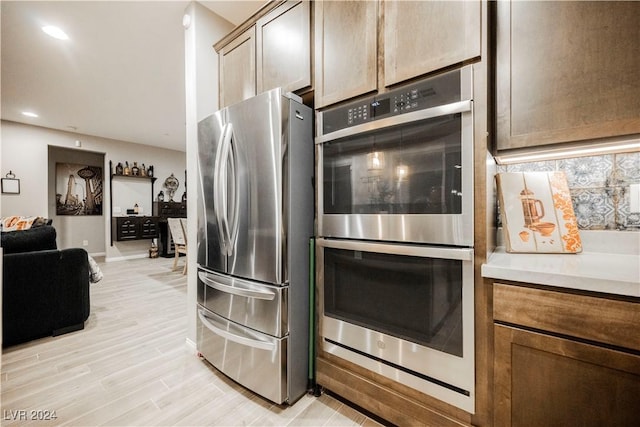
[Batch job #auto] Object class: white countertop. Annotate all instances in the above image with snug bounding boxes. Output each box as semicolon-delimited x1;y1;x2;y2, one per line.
482;230;640;298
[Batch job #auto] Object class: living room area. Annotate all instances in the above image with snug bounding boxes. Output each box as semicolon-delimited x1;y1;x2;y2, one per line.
0;117;188;341
1;120;188;260
2;0;229;356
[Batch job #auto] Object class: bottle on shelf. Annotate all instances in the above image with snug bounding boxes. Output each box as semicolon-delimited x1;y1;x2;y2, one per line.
124;162;131;176
158;191;165;202
132;162;140;176
115;162;124;175
148;165;154;178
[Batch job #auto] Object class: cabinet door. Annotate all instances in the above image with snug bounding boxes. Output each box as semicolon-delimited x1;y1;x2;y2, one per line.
256;0;311;95
314;0;377;108
116;218;138;241
384;1;480;87
494;324;640;427
140;218;159;239
219;27;256;108
496;1;640;151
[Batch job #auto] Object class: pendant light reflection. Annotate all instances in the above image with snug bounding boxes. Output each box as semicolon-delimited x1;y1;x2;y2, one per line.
367;151;385;171
396;164;409;181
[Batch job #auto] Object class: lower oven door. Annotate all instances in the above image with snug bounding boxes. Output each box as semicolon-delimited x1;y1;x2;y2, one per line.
197;307;287;404
198;267;288;337
317;238;474;413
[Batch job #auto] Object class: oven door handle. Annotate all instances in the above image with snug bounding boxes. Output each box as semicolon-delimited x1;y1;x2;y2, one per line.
317;238;473;261
198;270;276;301
198;309;276;351
316;99;472;144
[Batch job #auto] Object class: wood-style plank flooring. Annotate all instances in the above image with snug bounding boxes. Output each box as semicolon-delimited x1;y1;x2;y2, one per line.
1;256;383;426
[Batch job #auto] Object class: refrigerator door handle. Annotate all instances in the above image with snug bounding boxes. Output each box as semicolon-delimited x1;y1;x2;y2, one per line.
227;127;240;256
198;309;276;351
198;271;276;301
212;123;227;252
215;123;233;255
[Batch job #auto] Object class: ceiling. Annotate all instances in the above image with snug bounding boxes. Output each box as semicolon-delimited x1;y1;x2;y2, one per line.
1;1;267;152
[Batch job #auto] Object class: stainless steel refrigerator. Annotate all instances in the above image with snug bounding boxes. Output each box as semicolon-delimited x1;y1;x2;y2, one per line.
196;88;313;404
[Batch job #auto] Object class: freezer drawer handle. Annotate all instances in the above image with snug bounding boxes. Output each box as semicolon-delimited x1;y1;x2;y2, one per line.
198;310;276;351
198;271;276;300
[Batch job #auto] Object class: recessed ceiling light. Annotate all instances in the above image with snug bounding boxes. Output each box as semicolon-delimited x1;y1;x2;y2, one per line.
42;25;69;40
22;111;39;118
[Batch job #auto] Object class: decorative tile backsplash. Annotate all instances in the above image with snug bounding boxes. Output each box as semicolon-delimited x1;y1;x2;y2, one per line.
497;151;640;231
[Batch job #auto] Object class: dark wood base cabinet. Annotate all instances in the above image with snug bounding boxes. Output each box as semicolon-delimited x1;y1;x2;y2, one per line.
493;283;640;427
316;354;473;426
112;216;159;242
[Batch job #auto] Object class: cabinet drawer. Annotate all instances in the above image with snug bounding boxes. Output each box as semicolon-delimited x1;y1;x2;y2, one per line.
198;268;288;337
196;307;286;404
493;283;640;352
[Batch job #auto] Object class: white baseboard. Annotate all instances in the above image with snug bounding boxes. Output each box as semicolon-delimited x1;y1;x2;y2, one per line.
89;251;106;258
105;253;149;262
185;337;198;355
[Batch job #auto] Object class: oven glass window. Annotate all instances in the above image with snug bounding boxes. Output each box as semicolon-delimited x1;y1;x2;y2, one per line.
324;248;463;357
323;114;462;215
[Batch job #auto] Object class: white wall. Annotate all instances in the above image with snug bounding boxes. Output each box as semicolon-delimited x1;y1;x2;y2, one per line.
0;120;186;259
184;2;233;344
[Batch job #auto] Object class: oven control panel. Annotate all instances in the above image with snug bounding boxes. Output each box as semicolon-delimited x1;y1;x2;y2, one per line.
321;68;463;136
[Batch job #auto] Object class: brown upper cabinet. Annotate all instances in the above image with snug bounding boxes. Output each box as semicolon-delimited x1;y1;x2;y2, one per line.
314;0;481;109
216;0;311;108
495;1;640;151
218;27;256;108
257;0;311;95
384;1;480;87
314;0;378;109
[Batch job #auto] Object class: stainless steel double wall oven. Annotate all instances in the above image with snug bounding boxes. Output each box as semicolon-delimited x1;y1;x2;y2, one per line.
316;66;475;412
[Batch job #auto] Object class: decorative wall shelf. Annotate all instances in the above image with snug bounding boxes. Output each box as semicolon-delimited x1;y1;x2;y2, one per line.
109;160;158;246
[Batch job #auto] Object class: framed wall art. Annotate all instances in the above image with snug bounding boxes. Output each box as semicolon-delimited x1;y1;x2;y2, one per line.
1;171;20;194
56;163;103;215
496;171;582;253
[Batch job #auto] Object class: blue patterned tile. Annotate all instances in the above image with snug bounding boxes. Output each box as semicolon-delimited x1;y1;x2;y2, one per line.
498;152;640;232
617;185;640;229
571;188;615;230
614;152;640;185
558;155;613;188
505;160;556;173
626;213;640;229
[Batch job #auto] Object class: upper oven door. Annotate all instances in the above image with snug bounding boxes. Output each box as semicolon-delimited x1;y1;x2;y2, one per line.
316;67;473;246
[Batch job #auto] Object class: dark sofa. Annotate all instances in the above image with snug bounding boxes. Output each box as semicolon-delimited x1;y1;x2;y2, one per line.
2;225;90;347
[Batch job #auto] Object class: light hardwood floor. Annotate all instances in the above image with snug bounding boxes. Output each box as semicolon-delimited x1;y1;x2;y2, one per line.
1;256;383;427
